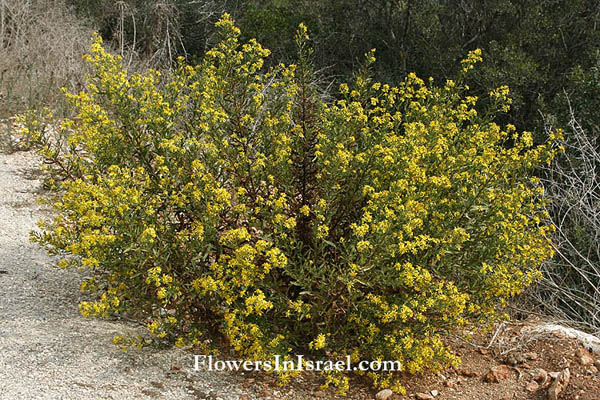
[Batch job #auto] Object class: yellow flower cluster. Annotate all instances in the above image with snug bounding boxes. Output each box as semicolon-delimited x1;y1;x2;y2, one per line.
24;15;560;395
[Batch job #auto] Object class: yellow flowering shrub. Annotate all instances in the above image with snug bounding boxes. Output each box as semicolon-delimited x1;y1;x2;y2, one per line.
24;15;560;394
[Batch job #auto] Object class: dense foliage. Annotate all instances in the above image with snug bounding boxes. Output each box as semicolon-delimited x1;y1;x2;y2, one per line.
23;16;559;393
66;0;600;132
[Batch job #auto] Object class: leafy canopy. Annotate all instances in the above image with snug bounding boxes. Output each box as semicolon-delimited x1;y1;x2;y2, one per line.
24;15;560;394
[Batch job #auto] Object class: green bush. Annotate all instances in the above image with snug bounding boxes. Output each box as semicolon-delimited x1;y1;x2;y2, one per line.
24;15;560;394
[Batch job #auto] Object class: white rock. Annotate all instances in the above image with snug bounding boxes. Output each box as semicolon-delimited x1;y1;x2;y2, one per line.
375;389;393;400
523;323;600;354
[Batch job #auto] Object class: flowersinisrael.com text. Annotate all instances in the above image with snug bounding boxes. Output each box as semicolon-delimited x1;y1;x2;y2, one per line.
194;355;402;372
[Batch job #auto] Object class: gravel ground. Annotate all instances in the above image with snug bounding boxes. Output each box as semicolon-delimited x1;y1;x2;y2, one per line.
0;150;257;400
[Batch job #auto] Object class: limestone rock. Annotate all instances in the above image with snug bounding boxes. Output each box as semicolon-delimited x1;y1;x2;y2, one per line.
577;347;594;366
532;367;548;385
525;351;539;360
484;365;511;383
526;381;540;392
375;389;393;400
586;365;598;375
548;368;570;400
505;352;527;366
459;368;478;377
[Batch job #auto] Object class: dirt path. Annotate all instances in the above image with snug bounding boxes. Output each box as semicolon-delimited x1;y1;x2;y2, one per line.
0;150;252;400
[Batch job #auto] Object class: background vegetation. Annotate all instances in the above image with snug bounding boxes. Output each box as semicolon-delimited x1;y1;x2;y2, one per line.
62;0;600;132
0;0;92;117
5;0;600;130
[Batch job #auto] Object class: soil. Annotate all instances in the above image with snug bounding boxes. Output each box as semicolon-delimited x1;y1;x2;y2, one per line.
240;319;600;400
395;320;600;400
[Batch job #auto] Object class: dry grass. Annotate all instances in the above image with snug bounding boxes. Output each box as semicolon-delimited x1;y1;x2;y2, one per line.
0;0;194;120
0;0;96;117
526;103;600;335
